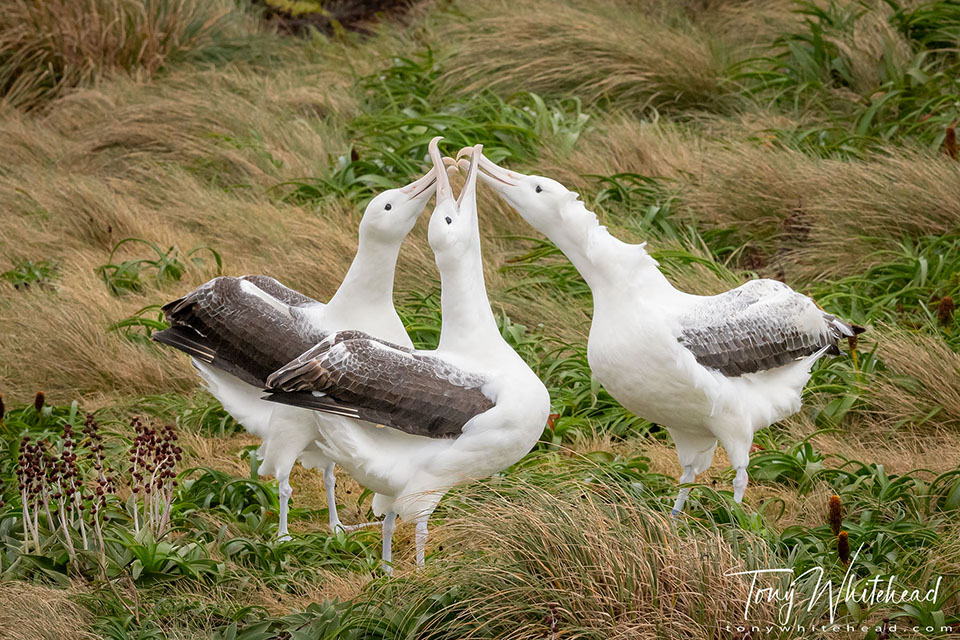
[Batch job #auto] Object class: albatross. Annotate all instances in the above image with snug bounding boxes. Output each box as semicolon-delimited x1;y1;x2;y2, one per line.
263;139;550;571
153;166;437;538
461;149;863;514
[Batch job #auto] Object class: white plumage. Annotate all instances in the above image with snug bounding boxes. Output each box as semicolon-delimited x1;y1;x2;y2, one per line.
156;168;438;537
263;140;550;571
465;150;861;513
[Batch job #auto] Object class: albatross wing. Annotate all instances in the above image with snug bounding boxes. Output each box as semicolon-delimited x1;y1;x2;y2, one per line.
677;279;864;377
263;330;495;439
154;276;327;386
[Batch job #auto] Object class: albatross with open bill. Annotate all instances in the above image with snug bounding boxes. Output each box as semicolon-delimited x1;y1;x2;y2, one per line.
263;139;550;572
153;165;437;538
460;148;864;515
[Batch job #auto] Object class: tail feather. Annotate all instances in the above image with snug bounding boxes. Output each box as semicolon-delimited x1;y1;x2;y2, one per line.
153;327;215;364
824;313;866;339
261;391;361;419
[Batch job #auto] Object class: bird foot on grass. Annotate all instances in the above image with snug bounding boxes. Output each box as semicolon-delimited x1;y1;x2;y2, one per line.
334;521;382;533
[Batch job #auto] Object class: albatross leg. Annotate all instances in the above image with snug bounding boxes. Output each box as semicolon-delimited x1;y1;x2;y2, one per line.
322;463;343;532
671;465;697;516
724;437;751;504
668;429;717;516
414;519;429;567
277;475;293;542
381;510;397;575
322;463;381;531
733;466;749;503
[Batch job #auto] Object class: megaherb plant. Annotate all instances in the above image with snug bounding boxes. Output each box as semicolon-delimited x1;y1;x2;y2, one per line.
3;402;186;584
0;396;382;605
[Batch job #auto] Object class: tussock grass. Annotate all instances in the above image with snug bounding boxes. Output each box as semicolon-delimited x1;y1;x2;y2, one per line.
442;0;738;115
540;112;960;283
0;274;197;398
675;144;960;280
866;326;960;432
360;481;779;639
0;0;255;110
536;116;960;281
2;0;960;636
0;582;96;640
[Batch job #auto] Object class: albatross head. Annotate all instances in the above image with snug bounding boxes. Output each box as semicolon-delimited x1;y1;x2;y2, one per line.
427;137;482;265
358;164;437;244
456;148;576;237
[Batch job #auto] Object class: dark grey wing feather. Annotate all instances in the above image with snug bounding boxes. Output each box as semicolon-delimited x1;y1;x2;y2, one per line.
263;331;495;439
678;279;863;377
154;276;326;386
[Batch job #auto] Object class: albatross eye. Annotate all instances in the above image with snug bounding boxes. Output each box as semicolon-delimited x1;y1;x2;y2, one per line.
445;216;452;224
385;203;392;211
535;185;542;193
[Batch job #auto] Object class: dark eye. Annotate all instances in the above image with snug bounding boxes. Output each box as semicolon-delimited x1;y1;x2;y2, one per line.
445;217;452;224
535;185;542;193
385;204;392;211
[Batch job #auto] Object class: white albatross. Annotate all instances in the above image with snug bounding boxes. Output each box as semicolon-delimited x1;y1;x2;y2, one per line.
262;140;550;571
153;166;437;537
460;148;863;514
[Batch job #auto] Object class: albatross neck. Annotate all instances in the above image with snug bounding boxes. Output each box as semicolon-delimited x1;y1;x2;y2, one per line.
538;199;672;302
326;233;402;313
436;241;502;355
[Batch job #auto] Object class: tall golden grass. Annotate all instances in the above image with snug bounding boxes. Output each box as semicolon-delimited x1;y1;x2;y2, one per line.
440;0;739;115
542;117;960;281
361;480;780;639
865;326;960;432
0;582;96;640
0;0;255;110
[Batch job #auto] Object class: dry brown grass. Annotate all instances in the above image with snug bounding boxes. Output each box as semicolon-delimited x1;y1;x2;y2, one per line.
0;0;256;110
546;115;960;281
678;146;960;280
864;326;960;433
0;59;371;402
0;582;96;640
370;480;780;639
440;0;739;115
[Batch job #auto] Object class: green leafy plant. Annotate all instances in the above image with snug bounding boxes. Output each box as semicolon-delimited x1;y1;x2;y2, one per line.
137;392;242;437
276;50;589;206
107;305;170;344
97;238;222;296
1;258;58;290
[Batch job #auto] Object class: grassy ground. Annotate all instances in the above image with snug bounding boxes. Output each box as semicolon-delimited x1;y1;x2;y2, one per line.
1;0;959;638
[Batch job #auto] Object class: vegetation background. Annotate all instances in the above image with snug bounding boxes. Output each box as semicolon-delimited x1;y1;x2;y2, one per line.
0;0;959;638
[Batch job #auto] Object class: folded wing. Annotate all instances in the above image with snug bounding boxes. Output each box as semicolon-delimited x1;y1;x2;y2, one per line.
678;279;863;377
264;331;495;439
153;276;326;386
